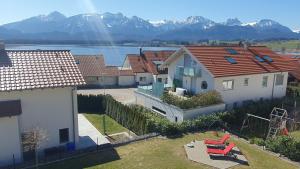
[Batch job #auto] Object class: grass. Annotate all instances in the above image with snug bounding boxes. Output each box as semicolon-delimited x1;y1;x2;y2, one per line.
291;130;300;141
40;132;298;169
83;113;128;135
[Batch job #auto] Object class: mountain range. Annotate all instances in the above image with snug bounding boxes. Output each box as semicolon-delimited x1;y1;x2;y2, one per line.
0;11;299;42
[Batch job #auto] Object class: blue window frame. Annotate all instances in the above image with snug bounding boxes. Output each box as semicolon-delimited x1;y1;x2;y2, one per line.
224;56;237;64
255;56;264;62
226;48;239;55
263;55;273;62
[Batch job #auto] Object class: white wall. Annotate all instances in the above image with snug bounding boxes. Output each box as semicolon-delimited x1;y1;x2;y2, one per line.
136;73;153;85
214;72;288;106
153;74;168;84
0;116;22;166
118;76;135;86
99;76;118;86
135;91;226;122
0;87;78;152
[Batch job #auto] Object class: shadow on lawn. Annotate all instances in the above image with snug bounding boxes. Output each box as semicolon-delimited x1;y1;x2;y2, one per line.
43;148;121;169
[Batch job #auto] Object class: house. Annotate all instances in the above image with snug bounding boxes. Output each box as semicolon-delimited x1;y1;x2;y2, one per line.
163;45;292;106
135;45;292;122
75;55;135;87
0;44;85;166
122;49;175;85
281;54;300;82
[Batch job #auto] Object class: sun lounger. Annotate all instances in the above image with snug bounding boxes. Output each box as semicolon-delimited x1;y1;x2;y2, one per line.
207;143;236;157
204;134;230;145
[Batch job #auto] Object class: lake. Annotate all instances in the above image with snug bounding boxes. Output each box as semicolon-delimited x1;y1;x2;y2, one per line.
6;44;179;66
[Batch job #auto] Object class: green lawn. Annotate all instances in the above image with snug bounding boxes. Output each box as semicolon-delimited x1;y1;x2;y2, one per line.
291;131;300;141
83;113;128;135
259;40;300;51
40;132;298;169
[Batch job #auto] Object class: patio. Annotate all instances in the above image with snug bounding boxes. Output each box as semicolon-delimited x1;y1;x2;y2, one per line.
184;141;248;169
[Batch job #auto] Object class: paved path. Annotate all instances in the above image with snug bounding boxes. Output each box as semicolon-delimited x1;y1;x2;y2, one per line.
77;114;110;149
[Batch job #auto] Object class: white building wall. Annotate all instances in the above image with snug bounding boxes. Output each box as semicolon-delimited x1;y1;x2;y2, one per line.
118;76;135;86
153;74;168;84
0;87;78;151
214;72;288;105
98;76;118;86
136;73;153;85
0;116;22;166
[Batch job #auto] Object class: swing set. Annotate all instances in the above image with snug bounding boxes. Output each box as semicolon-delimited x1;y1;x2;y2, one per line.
240;107;299;139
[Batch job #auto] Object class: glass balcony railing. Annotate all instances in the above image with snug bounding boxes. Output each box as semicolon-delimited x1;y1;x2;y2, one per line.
183;67;201;77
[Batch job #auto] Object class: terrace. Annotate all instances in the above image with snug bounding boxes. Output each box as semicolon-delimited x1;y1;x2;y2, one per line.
135;82;225;122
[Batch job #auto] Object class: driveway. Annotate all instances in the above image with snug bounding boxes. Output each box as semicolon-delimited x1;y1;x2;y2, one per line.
77;88;136;104
77;114;110;149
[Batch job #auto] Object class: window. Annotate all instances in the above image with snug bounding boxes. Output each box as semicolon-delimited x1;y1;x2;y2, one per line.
262;76;268;87
139;77;146;82
224;56;237;64
275;74;284;86
59;128;69;143
175;116;178;122
263;55;273;62
157;78;162;82
244;78;249;86
201;81;208;89
226;48;239;55
152;106;166;115
222;80;234;90
255;56;264;62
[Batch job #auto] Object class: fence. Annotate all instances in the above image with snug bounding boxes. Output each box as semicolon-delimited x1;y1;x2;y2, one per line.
1;133;158;169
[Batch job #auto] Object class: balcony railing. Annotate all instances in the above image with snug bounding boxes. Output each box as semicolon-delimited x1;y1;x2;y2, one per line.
183;67;201;77
137;82;171;98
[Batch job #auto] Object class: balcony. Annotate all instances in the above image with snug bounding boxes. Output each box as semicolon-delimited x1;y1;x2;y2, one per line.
183;67;201;77
137;82;171;98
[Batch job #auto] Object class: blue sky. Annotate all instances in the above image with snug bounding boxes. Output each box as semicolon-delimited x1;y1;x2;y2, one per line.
1;0;299;30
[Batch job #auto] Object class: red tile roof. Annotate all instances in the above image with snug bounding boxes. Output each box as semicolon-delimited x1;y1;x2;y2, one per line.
282;54;300;80
183;46;293;78
0;50;85;92
75;55;133;77
126;50;175;74
75;55;105;77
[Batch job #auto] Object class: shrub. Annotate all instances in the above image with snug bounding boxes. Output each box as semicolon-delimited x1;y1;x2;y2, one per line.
161;90;223;109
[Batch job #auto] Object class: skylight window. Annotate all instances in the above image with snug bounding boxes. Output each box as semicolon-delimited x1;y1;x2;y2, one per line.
226;48;239;55
263;55;273;62
255;56;264;62
224;56;237;64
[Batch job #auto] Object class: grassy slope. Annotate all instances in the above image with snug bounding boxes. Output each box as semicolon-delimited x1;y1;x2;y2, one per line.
41;132;298;169
291;131;300;141
260;40;300;51
83;113;128;135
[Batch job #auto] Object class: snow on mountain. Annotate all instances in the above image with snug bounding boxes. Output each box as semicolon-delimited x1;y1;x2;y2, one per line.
0;11;298;41
293;29;300;33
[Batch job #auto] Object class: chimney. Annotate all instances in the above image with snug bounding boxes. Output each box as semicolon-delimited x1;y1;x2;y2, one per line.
0;41;5;50
139;47;143;56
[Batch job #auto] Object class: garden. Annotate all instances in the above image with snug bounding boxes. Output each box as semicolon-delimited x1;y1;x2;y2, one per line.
77;94;300;163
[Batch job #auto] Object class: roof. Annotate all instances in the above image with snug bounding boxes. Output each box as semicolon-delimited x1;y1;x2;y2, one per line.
74;55;105;77
0;100;22;118
75;55;131;77
0;50;85;92
164;45;293;78
282;54;300;80
126;50;175;74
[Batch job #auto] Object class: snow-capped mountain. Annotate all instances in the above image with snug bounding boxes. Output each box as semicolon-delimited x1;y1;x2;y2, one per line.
0;11;299;41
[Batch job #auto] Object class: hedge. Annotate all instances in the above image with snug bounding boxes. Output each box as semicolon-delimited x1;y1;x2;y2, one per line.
161;90;223;109
77;94;106;113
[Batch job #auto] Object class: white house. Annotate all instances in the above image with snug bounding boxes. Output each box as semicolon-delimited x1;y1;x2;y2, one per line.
0;46;85;166
162;45;291;107
122;50;175;85
135;45;292;122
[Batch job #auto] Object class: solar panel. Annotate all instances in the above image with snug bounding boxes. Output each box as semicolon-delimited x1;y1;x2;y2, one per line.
263;55;273;62
226;48;239;55
255;56;264;62
224;56;237;64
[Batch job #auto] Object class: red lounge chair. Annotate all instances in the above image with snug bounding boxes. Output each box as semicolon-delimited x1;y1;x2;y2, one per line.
204;134;230;145
207;143;236;157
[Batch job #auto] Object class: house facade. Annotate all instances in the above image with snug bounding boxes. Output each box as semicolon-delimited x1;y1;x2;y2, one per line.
122;50;175;85
163;45;291;107
75;55;136;87
0;48;85;166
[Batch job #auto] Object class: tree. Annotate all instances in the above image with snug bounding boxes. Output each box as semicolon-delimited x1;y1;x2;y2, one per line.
22;127;48;169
